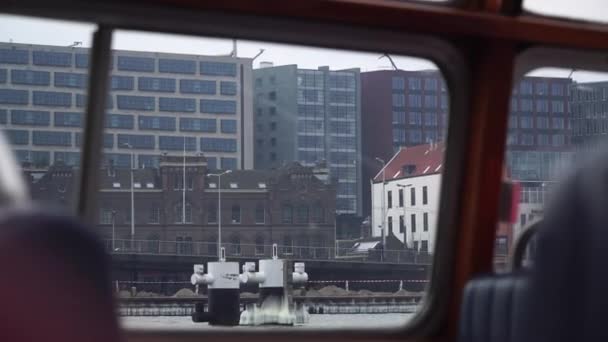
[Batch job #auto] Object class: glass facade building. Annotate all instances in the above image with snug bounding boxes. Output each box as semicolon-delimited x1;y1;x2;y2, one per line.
0;43;254;170
253;65;362;215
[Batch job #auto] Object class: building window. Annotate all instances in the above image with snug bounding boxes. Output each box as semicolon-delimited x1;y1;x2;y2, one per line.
11;70;50;86
159;58;196;74
139;115;176;131
180;79;216;94
207;204;217;224
388;216;393;234
220;119;237;133
117;95;155;111
411;214;416;233
399;215;405;233
200;61;237;76
422;186;428;205
110;75;134;90
159;97;196;112
148;207;160;224
138;77;177;92
0;48;29;64
11;110;50;126
231;204;241;224
255;235;265;255
409;112;422;125
421;240;429;253
54;72;87;88
408;94;422;108
105;113;135;129
552;117;565;129
495;236;508;255
282;204;293;224
311;203;324;223
399;189;404;207
255;203;265;224
117;56;155;72
387;190;393;209
392;76;405;90
410;187;416;206
159;136;196;151
32;131;71;146
146;234;160;253
536;116;549;129
99;208;113;225
33;91;71;107
423;212;429;231
174;202;192;223
200;99;237;114
179;117;214;133
0;89;28;105
54;112;82;127
283;236;293;254
229;235;241;255
220;81;237;96
392;94;405;107
5;130;29;145
297;205;309;223
408;78;421;90
33;51;71;67
200;137;237;152
117;134;155;150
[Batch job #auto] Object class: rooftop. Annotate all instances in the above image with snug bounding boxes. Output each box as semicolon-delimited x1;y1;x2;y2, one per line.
373;142;444;183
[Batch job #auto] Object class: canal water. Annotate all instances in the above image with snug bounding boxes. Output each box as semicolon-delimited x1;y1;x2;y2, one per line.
121;313;414;330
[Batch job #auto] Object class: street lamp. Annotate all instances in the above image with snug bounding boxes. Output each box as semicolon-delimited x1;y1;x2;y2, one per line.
111;210;117;251
375;157;387;247
208;170;232;260
397;184;413;248
122;143;136;246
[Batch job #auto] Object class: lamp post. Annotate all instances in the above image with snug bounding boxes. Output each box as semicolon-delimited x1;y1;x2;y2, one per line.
122;143;135;246
111;210;116;251
208;170;232;260
397;184;413;248
375;157;387;247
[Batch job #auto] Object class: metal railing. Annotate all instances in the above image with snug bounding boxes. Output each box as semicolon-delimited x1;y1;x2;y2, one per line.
104;239;432;264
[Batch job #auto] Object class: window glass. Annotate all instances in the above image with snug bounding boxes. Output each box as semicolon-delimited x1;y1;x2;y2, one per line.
496;67;608;272
0;15;94;209
2;24;452;330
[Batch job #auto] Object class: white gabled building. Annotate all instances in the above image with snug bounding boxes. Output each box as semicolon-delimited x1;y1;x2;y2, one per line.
371;142;443;254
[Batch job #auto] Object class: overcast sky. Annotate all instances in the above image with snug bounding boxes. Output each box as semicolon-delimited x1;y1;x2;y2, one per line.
1;4;607;81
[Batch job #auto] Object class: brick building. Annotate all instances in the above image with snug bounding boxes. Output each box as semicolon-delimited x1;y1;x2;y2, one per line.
27;155;336;256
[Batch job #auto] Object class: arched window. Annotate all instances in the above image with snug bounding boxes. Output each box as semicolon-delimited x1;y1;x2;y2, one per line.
281;203;293;224
229;235;241;255
255;235;265;255
174;202;192;223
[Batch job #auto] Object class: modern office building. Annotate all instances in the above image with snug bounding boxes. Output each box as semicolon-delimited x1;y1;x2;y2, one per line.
0;42;254;171
360;70;448;217
253;64;362;215
505;76;574;182
570;81;608;149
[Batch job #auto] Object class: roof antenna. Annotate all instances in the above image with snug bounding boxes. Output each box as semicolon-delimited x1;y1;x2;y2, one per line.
378;53;400;71
68;41;82;48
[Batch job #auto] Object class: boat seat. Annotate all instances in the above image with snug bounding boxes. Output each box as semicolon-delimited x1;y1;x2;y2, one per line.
0;208;121;342
459;272;530;342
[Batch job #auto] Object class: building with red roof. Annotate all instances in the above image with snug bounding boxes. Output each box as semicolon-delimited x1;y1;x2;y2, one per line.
370;142;443;253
